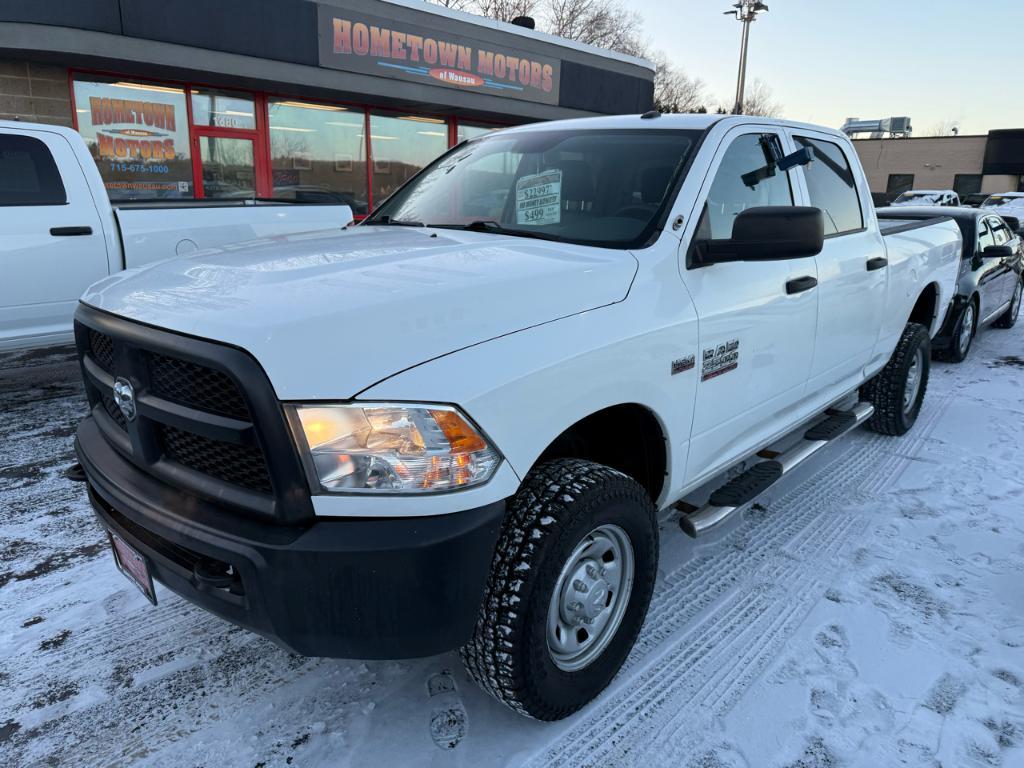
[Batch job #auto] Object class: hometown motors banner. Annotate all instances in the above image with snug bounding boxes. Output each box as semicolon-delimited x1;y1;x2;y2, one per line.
317;5;560;105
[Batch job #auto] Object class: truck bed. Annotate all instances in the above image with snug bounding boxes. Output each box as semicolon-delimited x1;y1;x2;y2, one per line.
877;216;955;236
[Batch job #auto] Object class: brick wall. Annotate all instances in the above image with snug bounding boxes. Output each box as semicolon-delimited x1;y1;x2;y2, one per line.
0;58;72;127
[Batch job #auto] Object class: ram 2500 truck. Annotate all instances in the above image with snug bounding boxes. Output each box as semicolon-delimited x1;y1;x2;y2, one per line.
72;114;961;721
0;120;352;351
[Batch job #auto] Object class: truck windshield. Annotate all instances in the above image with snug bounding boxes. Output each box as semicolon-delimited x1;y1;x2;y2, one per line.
364;128;703;249
894;192;942;204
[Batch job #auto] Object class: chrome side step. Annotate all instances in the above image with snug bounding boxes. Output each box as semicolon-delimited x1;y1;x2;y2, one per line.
677;401;875;538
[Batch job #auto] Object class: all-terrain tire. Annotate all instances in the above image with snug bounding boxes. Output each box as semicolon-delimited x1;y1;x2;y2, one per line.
460;458;658;721
861;322;930;436
994;277;1022;329
933;300;974;363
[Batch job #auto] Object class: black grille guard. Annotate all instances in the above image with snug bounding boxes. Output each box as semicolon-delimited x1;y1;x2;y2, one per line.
73;303;314;525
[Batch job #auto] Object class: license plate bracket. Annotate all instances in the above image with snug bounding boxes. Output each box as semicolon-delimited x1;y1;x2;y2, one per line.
109;532;157;605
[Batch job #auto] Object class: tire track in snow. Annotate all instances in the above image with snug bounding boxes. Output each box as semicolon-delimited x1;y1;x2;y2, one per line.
527;385;955;768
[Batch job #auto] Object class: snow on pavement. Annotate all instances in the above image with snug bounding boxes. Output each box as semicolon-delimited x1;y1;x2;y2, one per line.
1;325;1022;767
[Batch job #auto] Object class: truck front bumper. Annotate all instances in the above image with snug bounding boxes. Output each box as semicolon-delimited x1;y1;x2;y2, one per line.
76;416;505;659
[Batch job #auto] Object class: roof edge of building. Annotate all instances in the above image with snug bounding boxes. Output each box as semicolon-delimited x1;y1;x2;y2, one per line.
374;0;654;71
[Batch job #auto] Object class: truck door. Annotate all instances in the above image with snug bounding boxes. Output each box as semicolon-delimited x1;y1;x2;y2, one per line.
788;131;887;399
679;128;819;485
0;129;108;346
984;215;1018;314
975;217;1011;321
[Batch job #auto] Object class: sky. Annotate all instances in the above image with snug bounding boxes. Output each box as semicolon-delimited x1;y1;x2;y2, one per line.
631;0;1024;135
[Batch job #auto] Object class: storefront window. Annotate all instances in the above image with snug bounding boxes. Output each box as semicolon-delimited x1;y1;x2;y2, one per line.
369;114;448;206
457;122;498;143
72;77;194;200
198;136;256;199
268;100;369;213
190;88;256;130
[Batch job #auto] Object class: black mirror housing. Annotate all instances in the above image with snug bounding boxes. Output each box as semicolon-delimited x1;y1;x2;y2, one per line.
1001;215;1021;234
700;206;825;264
983;244;1014;258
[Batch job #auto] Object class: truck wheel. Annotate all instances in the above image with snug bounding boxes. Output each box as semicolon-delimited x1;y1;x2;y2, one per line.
861;322;930;436
934;300;974;363
460;458;657;721
994;278;1022;329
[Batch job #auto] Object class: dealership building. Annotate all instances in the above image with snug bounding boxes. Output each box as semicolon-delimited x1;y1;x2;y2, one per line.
851;130;1024;203
0;0;654;215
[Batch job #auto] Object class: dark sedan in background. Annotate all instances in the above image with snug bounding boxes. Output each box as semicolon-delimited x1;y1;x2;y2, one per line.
877;207;1023;362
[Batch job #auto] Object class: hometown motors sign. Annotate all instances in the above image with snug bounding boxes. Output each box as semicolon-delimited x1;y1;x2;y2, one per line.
317;5;560;105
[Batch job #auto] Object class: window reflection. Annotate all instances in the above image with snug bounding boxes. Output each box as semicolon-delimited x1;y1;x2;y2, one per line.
72;77;194;200
457;122;497;143
268;99;369;213
369;114;448;206
191;89;256;130
198;137;255;199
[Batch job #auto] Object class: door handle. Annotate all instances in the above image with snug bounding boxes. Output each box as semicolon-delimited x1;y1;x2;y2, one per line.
866;257;888;271
786;275;818;294
50;226;93;236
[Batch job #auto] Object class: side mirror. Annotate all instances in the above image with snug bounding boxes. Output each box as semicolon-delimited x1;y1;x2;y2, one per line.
983;245;1014;258
699;206;825;264
1001;215;1021;235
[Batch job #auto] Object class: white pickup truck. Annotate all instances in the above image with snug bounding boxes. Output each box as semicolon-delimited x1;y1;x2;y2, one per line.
71;114;961;721
0;120;352;351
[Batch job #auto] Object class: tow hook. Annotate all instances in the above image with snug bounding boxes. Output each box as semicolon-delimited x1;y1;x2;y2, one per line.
193;559;237;590
65;463;87;482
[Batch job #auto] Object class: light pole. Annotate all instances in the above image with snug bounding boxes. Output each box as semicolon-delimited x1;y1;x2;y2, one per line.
725;1;769;114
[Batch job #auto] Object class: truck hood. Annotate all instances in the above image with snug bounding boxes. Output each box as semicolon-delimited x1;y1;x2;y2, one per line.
81;226;638;399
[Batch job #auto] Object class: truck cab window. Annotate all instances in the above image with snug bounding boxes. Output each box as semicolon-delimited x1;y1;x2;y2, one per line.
978;221;996;251
0;134;67;206
794;136;863;235
697;133;793;241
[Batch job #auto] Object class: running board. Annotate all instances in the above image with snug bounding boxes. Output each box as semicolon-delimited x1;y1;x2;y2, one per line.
677;402;875;538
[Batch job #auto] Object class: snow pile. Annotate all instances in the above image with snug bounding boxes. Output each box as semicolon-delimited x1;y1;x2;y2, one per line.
1;323;1022;767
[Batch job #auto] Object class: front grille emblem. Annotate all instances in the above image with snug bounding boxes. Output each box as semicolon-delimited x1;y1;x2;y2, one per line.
113;377;137;422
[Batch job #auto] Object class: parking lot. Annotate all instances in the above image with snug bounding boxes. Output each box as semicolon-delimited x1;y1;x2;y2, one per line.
1;324;1022;768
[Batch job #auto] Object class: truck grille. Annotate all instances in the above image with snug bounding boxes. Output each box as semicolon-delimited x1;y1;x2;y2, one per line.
89;329;114;372
101;392;127;430
145;352;251;421
73;307;314;524
161;425;273;494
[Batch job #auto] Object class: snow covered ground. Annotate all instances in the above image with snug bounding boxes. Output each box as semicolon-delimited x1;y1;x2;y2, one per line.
1;323;1023;768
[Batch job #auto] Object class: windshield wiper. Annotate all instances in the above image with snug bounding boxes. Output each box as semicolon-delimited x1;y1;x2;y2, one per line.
430;220;564;241
370;215;425;227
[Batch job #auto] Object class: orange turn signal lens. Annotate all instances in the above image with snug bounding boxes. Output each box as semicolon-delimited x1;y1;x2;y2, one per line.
429;409;488;453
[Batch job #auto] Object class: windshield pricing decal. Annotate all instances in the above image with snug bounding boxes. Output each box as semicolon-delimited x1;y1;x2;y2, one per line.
701;339;740;381
515;170;562;226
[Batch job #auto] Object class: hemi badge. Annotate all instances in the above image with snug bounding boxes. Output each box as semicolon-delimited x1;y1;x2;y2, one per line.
671;355;695;375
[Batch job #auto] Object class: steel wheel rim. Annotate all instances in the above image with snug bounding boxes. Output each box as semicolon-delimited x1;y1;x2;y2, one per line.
903;348;924;413
959;304;974;355
546;524;635;672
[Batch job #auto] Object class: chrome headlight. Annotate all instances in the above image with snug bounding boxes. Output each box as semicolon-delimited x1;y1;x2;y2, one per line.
288;403;501;494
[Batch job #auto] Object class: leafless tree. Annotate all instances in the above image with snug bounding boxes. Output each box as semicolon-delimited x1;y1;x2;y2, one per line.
472;0;538;22
648;51;706;114
927;119;960;137
543;0;646;56
428;0;476;10
736;78;782;117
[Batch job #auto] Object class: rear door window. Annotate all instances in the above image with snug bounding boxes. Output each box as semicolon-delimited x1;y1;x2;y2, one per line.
794;136;863;235
0;134;67;206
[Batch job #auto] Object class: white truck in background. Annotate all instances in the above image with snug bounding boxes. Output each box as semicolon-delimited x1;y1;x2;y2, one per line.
0;120;353;351
72;114;961;721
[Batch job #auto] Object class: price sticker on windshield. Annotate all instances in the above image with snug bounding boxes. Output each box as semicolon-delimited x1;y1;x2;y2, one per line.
516;170;562;226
